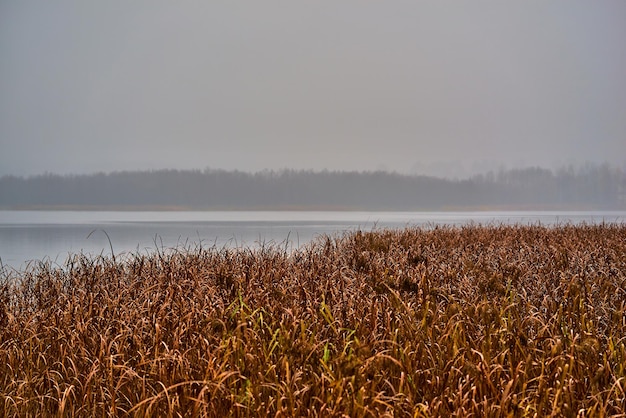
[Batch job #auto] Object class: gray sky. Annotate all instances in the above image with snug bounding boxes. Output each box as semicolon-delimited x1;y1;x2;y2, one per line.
1;1;625;178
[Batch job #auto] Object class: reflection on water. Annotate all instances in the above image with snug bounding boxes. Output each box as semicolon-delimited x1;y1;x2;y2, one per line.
1;210;625;270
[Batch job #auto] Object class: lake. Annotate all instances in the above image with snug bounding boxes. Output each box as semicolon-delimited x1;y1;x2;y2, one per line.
1;210;625;271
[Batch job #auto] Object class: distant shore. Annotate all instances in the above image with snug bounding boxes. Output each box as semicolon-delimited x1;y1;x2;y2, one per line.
2;203;624;212
2;166;624;212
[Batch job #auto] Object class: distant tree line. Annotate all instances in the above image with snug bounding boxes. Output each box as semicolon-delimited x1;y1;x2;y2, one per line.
0;164;624;210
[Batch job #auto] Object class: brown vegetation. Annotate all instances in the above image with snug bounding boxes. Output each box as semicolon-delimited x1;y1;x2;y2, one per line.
1;224;625;416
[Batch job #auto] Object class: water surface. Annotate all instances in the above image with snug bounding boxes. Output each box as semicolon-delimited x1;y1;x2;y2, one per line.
1;210;624;270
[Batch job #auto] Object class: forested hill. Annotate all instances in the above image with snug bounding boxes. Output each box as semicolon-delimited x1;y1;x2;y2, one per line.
1;165;625;210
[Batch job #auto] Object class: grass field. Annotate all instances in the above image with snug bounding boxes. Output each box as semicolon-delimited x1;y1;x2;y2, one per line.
1;224;625;416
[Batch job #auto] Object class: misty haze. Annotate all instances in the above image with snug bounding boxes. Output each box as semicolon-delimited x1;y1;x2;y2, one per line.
1;2;625;177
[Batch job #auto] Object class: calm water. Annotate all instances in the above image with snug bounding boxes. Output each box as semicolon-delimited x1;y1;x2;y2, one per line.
1;210;625;270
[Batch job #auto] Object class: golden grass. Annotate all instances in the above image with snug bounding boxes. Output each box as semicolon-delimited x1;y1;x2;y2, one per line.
1;224;625;416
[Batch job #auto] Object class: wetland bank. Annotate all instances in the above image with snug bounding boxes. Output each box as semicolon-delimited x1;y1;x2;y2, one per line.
4;2;626;414
1;223;625;416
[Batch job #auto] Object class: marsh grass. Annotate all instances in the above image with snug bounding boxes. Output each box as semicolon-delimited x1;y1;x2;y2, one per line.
1;224;625;416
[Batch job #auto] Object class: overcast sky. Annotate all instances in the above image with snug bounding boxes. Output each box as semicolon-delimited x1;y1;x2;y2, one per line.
1;1;625;178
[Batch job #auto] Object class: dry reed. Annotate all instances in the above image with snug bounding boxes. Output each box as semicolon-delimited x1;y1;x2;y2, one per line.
1;223;625;416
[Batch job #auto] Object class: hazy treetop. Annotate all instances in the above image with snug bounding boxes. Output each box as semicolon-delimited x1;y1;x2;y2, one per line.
1;1;625;178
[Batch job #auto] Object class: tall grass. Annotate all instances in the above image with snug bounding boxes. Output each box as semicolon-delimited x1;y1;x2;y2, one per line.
1;224;625;416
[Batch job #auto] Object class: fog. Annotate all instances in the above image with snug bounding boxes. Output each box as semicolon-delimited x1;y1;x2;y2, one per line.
1;1;625;178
